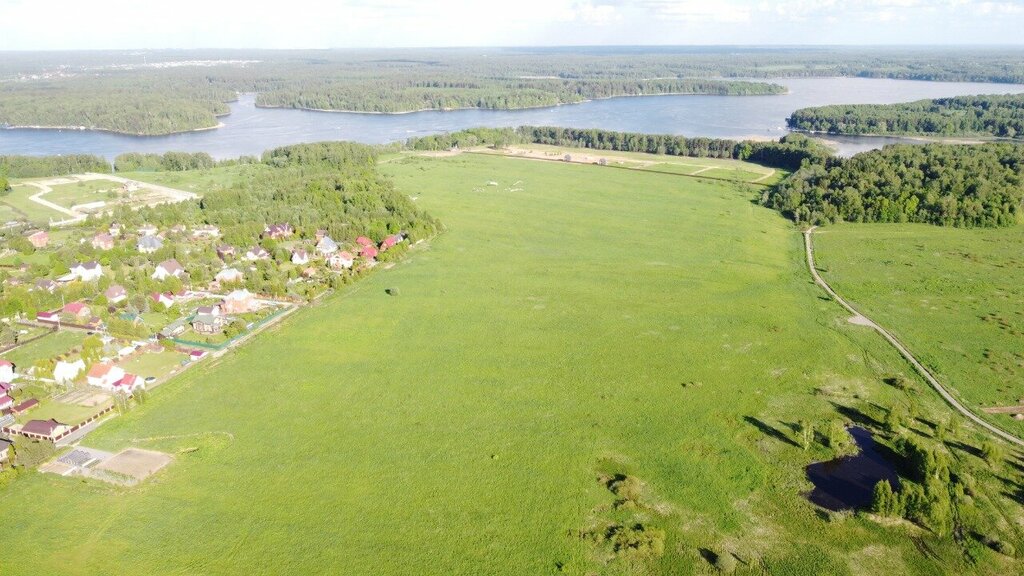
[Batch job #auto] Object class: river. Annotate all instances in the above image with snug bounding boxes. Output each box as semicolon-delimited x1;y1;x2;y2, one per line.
2;77;1022;159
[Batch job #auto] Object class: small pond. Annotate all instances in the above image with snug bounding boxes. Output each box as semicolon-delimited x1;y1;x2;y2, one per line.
806;426;899;511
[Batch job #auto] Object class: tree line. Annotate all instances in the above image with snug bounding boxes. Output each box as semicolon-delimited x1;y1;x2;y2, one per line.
406;126;832;171
0;154;110;178
788;94;1024;139
762;143;1024;227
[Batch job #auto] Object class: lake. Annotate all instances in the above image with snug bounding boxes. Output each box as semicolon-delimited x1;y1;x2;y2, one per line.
806;427;900;512
2;77;1023;159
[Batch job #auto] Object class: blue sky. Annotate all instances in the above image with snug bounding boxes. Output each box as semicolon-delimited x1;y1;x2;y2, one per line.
1;0;1023;49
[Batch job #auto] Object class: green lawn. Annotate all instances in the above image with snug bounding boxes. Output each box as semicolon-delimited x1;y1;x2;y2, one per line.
2;330;83;367
0;155;1018;575
814;223;1024;436
119;164;262;195
46;179;122;209
119;350;188;381
1;184;66;224
14;396;110;426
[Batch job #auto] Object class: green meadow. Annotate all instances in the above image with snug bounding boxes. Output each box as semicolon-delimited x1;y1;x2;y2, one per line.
814;223;1024;436
0;155;1018;575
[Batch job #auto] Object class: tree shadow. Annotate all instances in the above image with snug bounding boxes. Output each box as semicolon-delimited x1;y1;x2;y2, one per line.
831;402;882;428
744;416;801;448
948;440;982;460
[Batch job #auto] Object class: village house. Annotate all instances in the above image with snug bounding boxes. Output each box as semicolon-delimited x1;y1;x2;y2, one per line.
138;223;158;236
108;222;123;237
193;224;221;239
192;313;226;334
245;246;270;261
54;359;86;384
150;292;175;309
263;223;294;240
152;259;186;281
137;235;164;254
197;303;223;317
316;236;339;255
91;232;115;250
111;373;144;394
0;437;11;467
12;398;38;415
302;266;318;278
27;230;49;248
0;360;14;384
0;394;13;410
19;419;69;441
328;250;355;270
62;301;92;321
291;249;310;265
70;261;103;282
215;267;244;284
216;245;236;260
360;245;378;260
222;289;257;314
104;284;128;304
36;311;59;324
86;362;126;389
381;233;404;250
159;318;188;339
34;278;58;294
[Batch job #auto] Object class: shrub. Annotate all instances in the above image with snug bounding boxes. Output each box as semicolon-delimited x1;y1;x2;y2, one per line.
714;551;737;573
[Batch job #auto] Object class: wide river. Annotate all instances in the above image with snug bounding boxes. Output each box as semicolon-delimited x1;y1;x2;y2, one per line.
3;77;1023;159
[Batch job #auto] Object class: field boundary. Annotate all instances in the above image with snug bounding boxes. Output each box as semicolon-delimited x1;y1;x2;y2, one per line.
804;226;1024;448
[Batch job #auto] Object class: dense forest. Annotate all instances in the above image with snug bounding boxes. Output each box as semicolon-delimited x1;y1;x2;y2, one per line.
114;151;223;172
788;94;1024;139
407;126;832;171
4;47;1024;134
0;154;110;178
762;143;1024;227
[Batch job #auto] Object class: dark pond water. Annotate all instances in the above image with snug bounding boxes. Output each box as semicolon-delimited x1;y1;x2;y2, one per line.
806;426;899;511
2;77;1023;160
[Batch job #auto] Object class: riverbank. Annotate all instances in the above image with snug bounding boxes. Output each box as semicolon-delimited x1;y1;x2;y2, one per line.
3;121;227;138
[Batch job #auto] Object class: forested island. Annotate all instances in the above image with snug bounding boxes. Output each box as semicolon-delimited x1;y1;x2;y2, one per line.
4;46;1024;135
788;94;1024;139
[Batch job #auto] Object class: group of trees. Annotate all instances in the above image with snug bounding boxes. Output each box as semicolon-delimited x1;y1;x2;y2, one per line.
763;143;1024;227
114;151;220;172
255;78;785;114
0;154;109;178
788;94;1024;139
407;126;832;171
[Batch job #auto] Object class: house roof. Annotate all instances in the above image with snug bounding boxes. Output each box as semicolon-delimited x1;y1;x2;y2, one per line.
225;289;252;301
105;285;127;298
361;245;378;258
356;236;373;246
151;292;174;303
63;302;89;314
93;232;114;244
193;313;222;326
0;360;11;367
138;235;164;249
28;230;48;239
216;268;242;279
114;374;139;388
0;395;12;406
74;261;101;271
37;311;58;319
157;259;184;274
87;363;115;378
316;237;339;252
12;398;38;413
22;419;63;436
35;278;57;289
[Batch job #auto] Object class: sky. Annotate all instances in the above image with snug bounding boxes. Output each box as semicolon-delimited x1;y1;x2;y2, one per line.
1;0;1023;49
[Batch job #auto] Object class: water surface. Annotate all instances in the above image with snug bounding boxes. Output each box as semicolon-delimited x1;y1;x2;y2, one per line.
806;427;899;511
2;78;1022;159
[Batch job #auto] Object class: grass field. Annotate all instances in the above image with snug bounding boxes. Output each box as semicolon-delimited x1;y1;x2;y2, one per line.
2;330;83;368
0;155;1019;575
120;164;261;194
1;184;65;224
814;223;1024;436
45;179;122;209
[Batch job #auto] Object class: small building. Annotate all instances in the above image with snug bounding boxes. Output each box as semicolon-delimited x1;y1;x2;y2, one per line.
328;251;355;270
104;284;128;304
355;236;373;248
87;362;126;389
111;373;144;394
381;234;403;250
36;311;59;324
316;236;339;255
196;304;223;317
20;419;68;441
137;235;164;254
263;223;294;240
192;313;226;334
11;398;38;415
215;268;244;284
160;318;188;338
70;261;103;282
152;259;186;281
193;224;221;239
62;301;92;321
91;232;115;251
245;246;270;261
137;224;158;236
188;349;206;362
108;222;123;237
0;360;13;384
360;245;378;260
54;359;86;384
222;289;256;314
34;278;58;294
0;394;13;410
291;249;310;265
216;245;236;260
150;292;175;309
27;230;49;248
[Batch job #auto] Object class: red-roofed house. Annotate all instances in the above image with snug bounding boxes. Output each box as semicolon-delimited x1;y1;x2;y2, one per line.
92;232;115;250
0;394;13;410
150;292;175;309
28;230;49;248
263;223;294;240
104;285;128;304
37;311;59;324
381;234;401;249
360;245;378;259
20;419;68;441
112;373;144;393
355;236;373;247
87;362;126;389
328;251;354;270
12;398;38;414
63;301;92;321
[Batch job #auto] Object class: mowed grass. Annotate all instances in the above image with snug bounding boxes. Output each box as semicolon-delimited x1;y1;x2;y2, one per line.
120;164;261;195
814;223;1024;436
2;330;83;368
46;179;122;209
1;183;65;224
0;155;1013;575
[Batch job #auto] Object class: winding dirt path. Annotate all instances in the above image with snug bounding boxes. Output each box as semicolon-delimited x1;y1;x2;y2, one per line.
804;226;1024;449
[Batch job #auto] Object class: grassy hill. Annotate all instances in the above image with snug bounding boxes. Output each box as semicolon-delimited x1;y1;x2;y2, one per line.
0;154;1018;575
